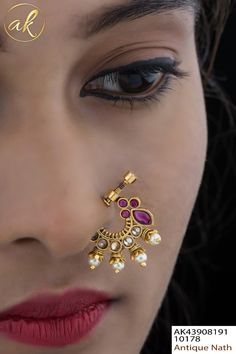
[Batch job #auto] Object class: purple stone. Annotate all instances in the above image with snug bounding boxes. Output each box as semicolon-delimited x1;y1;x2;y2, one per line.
118;199;128;208
133;210;152;225
130;198;139;208
121;209;130;218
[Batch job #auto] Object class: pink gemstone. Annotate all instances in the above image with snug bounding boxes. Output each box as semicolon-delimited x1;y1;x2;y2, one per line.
121;209;130;218
133;210;152;225
118;199;128;208
130;198;139;208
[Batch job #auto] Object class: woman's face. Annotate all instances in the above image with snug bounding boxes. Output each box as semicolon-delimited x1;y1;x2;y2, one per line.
0;0;207;353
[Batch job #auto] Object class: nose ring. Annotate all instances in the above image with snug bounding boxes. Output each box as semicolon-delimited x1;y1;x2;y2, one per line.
88;171;162;274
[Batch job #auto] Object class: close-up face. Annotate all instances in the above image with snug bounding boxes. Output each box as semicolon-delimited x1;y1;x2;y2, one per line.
0;0;207;353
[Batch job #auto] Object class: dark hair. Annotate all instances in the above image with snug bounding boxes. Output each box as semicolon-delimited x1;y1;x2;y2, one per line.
141;1;235;353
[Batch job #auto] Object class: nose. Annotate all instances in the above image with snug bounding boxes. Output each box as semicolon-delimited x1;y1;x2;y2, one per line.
0;98;108;259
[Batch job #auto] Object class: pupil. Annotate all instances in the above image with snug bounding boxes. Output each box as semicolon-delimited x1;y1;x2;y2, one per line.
119;71;157;94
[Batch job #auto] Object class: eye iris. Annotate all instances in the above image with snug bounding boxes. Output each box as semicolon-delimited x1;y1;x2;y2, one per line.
118;71;160;94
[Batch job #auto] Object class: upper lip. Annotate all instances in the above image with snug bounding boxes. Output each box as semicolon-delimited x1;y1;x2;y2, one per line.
0;288;113;320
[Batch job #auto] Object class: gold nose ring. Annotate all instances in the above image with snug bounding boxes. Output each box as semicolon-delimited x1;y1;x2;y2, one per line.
88;171;162;274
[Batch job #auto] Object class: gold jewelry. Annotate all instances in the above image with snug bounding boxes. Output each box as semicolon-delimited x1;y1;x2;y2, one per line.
88;171;161;273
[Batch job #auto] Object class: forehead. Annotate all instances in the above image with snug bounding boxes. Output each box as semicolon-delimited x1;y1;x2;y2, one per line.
0;0;198;52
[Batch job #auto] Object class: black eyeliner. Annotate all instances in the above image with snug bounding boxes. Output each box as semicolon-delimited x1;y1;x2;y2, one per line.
80;74;173;104
79;56;190;110
81;56;182;92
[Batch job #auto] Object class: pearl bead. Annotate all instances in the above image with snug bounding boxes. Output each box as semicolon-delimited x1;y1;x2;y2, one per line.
88;258;101;268
135;253;147;263
149;232;161;245
112;261;125;272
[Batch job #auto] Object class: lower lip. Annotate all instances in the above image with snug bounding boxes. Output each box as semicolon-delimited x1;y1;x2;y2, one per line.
0;301;111;347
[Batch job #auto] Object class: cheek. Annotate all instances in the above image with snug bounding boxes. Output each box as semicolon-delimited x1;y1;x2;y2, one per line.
83;55;207;319
96;67;207;248
93;62;207;310
87;62;207;260
125;66;207;314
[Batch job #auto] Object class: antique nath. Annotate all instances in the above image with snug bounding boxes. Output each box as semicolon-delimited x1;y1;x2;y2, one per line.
88;171;162;274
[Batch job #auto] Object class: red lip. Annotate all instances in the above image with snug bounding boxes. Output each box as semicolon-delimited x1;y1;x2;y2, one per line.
0;288;114;347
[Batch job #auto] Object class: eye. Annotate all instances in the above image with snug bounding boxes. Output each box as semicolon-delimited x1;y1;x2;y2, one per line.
80;57;189;111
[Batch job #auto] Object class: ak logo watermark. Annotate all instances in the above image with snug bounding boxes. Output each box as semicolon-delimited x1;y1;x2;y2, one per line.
4;3;45;42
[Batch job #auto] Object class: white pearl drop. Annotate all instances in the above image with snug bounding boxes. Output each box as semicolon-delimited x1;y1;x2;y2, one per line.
150;232;161;245
135;253;147;263
89;258;101;267
112;262;125;271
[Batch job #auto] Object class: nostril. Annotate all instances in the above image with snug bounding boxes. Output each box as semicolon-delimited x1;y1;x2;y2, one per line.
14;237;38;245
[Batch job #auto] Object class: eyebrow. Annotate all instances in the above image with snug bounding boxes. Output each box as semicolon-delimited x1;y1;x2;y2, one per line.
0;0;199;51
77;0;199;38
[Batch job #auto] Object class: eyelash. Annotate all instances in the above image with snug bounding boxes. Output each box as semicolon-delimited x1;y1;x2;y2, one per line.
80;58;189;111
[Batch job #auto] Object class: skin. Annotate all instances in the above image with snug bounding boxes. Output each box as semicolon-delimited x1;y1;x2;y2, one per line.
0;0;207;353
